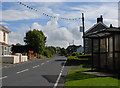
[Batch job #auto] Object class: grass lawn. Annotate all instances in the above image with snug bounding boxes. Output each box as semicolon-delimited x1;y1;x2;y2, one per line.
65;68;119;87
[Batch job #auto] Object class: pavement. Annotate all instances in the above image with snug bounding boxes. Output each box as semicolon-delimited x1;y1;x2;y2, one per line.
1;56;71;88
82;71;113;77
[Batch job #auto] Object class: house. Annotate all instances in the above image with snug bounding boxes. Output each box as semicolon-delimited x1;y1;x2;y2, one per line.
0;25;11;56
84;15;108;54
83;17;120;73
66;45;83;54
0;25;28;64
76;46;84;54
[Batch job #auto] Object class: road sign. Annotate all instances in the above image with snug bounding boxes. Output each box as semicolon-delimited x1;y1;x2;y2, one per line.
29;51;33;54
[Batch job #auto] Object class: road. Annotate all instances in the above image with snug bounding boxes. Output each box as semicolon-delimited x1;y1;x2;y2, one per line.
1;56;70;88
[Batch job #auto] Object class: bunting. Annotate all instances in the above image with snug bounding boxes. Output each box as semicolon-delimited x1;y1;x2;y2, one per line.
17;1;81;20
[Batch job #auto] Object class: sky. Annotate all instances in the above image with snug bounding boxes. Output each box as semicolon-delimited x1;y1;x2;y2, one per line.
0;0;119;48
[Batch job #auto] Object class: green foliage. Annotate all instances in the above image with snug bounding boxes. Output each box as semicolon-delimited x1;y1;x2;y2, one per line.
38;54;46;59
72;52;79;56
65;69;119;87
43;49;52;58
43;46;56;58
79;52;83;55
24;29;47;54
59;48;67;56
46;46;56;55
78;54;92;58
67;56;78;59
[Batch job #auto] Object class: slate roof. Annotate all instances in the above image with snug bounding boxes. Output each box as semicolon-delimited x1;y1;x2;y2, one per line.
85;22;109;34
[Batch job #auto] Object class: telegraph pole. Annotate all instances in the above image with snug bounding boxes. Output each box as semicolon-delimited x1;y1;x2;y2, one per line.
82;13;85;54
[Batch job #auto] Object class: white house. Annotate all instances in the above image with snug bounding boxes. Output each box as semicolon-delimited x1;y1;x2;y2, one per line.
77;46;84;54
0;25;11;56
0;25;28;64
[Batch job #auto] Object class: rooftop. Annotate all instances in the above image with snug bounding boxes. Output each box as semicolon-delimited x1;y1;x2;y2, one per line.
0;25;11;33
84;27;120;38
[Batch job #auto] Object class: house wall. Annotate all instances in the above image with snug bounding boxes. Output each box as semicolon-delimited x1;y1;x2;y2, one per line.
77;47;84;53
2;45;11;55
0;26;11;56
85;38;92;54
0;29;9;44
0;43;2;56
0;30;2;42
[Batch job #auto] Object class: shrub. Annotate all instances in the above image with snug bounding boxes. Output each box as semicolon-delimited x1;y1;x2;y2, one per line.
72;52;79;56
39;54;46;59
43;49;52;58
79;52;83;55
67;56;76;59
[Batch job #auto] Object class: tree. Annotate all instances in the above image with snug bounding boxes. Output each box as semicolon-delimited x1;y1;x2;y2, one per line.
43;46;56;57
59;48;67;56
24;29;47;54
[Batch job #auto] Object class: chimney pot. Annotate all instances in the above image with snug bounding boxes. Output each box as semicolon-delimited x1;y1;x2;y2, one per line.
97;15;103;23
110;24;113;28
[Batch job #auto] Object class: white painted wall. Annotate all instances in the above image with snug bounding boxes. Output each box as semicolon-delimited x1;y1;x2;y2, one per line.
0;55;28;64
77;47;84;53
0;30;2;42
1;55;20;64
0;29;9;44
0;44;2;56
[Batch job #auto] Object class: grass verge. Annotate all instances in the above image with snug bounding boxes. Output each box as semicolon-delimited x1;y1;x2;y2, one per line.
65;68;119;87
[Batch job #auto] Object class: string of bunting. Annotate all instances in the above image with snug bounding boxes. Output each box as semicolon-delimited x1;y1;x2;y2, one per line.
17;1;81;20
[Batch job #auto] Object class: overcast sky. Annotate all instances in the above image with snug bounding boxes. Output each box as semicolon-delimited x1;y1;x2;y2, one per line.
0;0;119;48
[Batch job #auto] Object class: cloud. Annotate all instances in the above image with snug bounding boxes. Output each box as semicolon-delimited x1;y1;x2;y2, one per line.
0;22;9;25
1;10;40;21
1;0;119;2
9;32;24;44
69;2;118;29
104;19;118;27
7;2;118;48
31;19;75;48
9;25;29;45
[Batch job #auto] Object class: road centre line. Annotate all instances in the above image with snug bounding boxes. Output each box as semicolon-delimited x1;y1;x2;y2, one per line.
53;60;67;88
33;65;39;68
0;76;8;79
16;69;29;74
47;61;50;62
41;63;45;65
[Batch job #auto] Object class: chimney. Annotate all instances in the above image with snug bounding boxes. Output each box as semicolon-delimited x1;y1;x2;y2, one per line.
97;15;103;23
110;24;113;28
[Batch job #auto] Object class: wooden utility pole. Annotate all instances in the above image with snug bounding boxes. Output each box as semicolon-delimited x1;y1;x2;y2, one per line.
82;13;85;54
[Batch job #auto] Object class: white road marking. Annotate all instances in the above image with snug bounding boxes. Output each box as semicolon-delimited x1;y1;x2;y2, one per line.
47;61;49;62
41;63;44;65
0;76;8;79
53;59;67;88
33;65;39;68
16;69;29;74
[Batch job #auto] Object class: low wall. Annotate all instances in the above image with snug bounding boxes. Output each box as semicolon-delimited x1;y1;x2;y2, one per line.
21;56;28;62
0;55;28;64
1;55;19;64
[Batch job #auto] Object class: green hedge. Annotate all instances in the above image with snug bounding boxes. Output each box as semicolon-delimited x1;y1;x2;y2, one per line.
72;52;79;56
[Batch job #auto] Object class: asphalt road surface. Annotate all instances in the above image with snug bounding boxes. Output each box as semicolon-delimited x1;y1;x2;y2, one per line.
1;56;71;88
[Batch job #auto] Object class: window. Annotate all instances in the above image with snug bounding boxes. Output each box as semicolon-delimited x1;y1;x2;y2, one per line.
3;32;5;42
